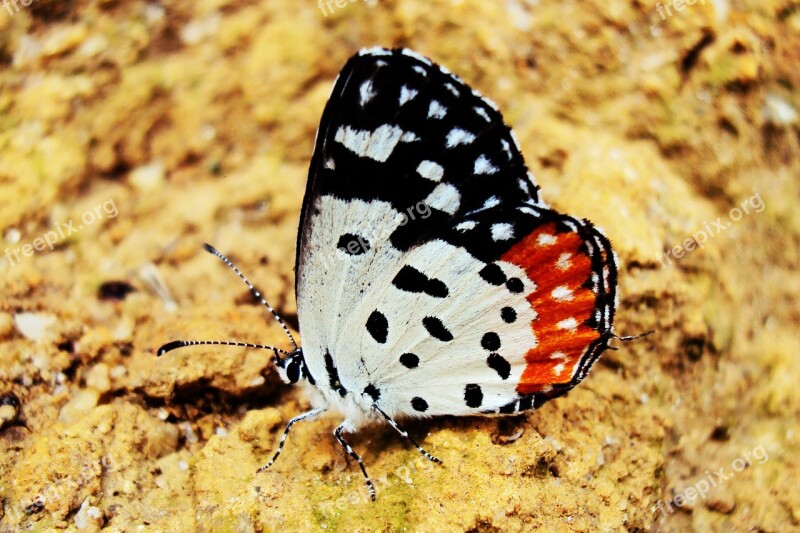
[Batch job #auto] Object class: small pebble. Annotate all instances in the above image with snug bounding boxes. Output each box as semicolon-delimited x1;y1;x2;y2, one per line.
0;393;21;429
58;389;100;425
13;312;58;341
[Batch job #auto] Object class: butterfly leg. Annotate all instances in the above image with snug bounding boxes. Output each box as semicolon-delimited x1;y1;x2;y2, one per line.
334;422;376;501
372;404;442;464
257;408;326;473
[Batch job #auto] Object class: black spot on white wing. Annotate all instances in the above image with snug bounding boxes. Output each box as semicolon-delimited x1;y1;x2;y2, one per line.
487;353;511;380
366;310;389;344
500;306;517;323
337;233;370;255
392;265;449;298
324;350;348;397
479;263;506;285
464;384;483;408
506;277;524;293
411;397;429;412
399;352;419;368
392;265;427;293
481;332;501;351
422;316;453;342
364;384;381;401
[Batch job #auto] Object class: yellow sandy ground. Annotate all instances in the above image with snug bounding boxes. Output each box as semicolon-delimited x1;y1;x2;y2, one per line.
1;0;798;531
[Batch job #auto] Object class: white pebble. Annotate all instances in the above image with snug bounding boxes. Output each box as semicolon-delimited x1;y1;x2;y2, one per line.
13;312;58;341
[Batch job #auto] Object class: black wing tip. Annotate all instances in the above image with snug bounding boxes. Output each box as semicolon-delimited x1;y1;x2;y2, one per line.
156;340;185;357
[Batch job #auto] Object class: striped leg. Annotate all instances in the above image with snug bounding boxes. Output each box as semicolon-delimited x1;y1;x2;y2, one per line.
334;422;376;501
372;404;442;464
257;408;325;473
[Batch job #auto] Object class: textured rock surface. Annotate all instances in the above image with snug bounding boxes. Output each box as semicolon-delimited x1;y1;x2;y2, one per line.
1;0;798;531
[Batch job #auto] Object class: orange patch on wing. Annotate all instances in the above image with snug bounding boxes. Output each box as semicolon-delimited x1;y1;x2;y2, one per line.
501;222;601;394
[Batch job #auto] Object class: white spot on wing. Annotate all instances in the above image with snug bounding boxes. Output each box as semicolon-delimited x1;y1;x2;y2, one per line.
446;128;475;147
474;155;498;175
401;49;432;65
465;195;501;216
423;183;461;215
474;106;491;122
324;158;335;170
334;124;416;163
359;80;376;106
456;220;477;232
416;160;444;181
412;65;427;76
484;196;501;209
359;47;392;57
510;130;522;150
556;317;578;332
551;286;574;301
501;139;513;160
428;100;447;119
537;233;556;246
491;223;514;241
476;93;499;111
400;85;418;106
550;351;567;360
445;83;459;96
556;253;572;270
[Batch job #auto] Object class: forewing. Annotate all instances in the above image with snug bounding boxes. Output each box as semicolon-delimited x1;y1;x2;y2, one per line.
296;48;541;386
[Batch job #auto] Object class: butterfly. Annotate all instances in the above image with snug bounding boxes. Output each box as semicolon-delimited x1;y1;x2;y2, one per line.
158;47;628;500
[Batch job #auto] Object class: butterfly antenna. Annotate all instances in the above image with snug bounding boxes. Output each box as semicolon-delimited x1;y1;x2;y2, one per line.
157;340;292;357
202;243;299;350
613;330;655;342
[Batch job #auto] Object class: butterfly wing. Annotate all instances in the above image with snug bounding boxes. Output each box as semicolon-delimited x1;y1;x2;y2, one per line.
360;204;617;416
295;48;617;418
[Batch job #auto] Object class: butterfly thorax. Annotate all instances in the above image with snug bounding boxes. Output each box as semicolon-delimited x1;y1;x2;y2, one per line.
277;345;382;427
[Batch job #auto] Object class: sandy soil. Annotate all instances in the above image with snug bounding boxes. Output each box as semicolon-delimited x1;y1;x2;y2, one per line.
1;0;798;531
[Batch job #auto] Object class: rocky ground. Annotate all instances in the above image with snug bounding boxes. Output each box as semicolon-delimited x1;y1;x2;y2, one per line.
1;0;798;531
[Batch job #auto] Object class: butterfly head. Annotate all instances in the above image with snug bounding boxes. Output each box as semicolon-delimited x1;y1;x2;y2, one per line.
274;348;309;385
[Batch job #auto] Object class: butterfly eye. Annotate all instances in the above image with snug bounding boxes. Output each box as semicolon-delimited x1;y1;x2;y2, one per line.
286;358;302;384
